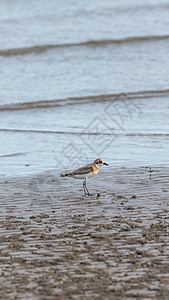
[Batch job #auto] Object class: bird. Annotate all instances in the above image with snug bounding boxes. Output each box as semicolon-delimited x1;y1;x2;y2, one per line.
60;158;108;195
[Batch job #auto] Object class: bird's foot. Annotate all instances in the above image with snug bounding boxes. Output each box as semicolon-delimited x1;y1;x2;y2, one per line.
83;191;92;196
88;193;94;196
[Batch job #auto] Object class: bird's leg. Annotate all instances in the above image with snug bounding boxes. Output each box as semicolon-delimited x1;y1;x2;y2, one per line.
83;180;90;195
83;180;87;195
85;180;90;196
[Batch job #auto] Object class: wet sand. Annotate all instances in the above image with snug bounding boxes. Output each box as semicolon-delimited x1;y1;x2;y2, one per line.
0;166;169;299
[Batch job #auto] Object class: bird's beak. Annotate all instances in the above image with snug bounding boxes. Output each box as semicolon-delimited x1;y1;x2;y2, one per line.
104;162;108;166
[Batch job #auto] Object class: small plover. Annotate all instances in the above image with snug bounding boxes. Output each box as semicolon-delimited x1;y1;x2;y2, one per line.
60;158;108;195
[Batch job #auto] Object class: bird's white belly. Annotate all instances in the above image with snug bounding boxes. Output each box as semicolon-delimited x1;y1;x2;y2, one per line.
69;174;88;180
87;171;97;178
69;172;96;180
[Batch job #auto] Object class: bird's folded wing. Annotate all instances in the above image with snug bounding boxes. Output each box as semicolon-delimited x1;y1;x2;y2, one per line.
69;165;93;175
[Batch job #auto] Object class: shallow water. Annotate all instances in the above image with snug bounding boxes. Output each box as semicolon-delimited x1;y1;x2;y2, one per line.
0;96;169;178
1;39;169;105
0;0;169;178
1;0;169;51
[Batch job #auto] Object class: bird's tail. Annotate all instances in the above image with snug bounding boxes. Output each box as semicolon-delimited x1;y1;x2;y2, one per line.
60;172;70;177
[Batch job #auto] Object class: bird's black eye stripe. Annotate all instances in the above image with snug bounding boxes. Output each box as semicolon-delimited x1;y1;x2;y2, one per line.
99;161;102;163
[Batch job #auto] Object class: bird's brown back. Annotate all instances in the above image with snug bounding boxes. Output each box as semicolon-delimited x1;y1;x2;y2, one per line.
60;163;98;177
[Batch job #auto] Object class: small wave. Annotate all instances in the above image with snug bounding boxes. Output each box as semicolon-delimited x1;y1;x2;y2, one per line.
1;35;169;56
0;129;169;137
0;152;27;158
0;89;169;112
0;129;112;135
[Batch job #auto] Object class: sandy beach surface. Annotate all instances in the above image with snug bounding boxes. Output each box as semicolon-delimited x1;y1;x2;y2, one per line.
0;166;169;299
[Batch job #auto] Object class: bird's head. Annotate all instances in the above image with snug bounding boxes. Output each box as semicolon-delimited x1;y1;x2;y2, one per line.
93;158;108;168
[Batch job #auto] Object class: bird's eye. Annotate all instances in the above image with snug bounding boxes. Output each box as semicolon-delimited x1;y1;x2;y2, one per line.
99;161;102;163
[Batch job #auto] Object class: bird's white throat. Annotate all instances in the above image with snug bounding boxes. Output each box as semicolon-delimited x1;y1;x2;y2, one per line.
95;163;102;168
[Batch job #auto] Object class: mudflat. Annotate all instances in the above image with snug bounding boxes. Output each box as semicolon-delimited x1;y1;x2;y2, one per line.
0;166;169;299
